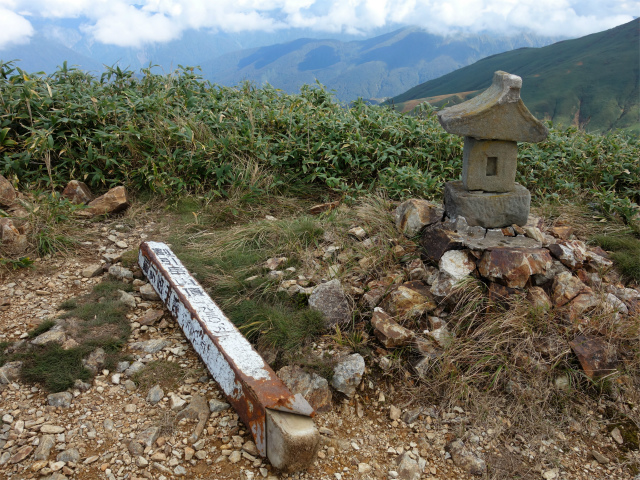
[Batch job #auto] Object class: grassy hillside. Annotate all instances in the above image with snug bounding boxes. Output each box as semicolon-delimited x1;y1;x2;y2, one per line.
391;19;639;134
0;62;638;224
201;28;560;102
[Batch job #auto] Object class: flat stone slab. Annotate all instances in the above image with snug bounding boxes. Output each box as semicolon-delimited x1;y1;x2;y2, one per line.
462;231;541;250
444;181;530;228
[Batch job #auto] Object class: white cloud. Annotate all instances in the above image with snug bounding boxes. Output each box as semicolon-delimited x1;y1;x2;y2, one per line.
0;0;637;49
0;6;34;49
80;3;183;47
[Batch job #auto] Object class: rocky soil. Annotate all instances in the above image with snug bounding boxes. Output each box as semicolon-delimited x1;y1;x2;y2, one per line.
0;184;638;480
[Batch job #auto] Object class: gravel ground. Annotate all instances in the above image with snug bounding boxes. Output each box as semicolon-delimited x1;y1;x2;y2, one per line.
0;218;636;480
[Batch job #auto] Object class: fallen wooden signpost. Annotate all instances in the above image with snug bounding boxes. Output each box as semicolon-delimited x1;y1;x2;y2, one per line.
138;241;320;472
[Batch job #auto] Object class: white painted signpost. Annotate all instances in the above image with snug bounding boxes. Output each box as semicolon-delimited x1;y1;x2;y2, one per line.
138;241;320;472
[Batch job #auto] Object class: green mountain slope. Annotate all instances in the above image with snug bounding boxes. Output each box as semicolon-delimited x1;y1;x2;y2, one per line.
390;19;639;133
200;28;560;102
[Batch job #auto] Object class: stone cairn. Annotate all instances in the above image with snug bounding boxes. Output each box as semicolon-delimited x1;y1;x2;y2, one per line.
407;72;631;370
437;70;548;228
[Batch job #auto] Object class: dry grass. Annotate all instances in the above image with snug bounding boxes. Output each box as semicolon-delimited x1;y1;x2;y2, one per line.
388;277;640;444
533;201;630;239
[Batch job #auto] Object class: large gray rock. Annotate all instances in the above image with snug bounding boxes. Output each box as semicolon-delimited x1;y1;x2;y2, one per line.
136;426;161;447
124;360;145;376
395;199;443;237
61;180;93;204
308;279;351;328
277;365;332;413
208;398;231;413
31;327;66;346
127;441;144;457
331;354;365;398
0;361;22;384
446;439;487;476
83;348;106;374
444;181;530;228
108;265;133;280
81;264;103;278
396;452;422;480
138;309;164;326
77;185;129;217
139;284;160;301
47;392;72;408
146;385;164;404
56;448;80;463
33;435;56;461
462;230;541;250
118;290;136;308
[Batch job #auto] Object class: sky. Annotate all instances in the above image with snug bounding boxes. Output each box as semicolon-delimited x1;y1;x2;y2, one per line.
0;0;637;50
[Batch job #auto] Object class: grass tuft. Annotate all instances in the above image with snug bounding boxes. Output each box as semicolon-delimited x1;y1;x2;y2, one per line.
19;344;92;392
4;279;133;391
58;299;78;310
592;233;640;281
230;300;326;352
120;249;139;268
27;319;56;338
92;280;133;296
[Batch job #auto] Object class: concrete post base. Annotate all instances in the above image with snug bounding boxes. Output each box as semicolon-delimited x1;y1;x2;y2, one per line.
444;180;530;228
266;409;320;473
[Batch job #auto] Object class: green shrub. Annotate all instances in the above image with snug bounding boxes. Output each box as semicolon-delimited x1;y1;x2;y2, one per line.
0;61;637;221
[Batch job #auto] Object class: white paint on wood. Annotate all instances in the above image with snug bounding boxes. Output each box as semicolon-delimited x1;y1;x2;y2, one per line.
140;241;271;384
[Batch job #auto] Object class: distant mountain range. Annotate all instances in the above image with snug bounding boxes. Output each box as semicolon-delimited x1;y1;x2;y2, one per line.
0;20;560;103
0;19;398;76
202;28;560;102
390;19;640;133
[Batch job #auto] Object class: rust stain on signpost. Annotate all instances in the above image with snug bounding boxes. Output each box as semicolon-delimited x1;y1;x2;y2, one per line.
138;241;319;471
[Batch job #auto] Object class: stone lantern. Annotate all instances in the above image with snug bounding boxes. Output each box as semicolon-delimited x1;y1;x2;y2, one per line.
437;71;548;228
